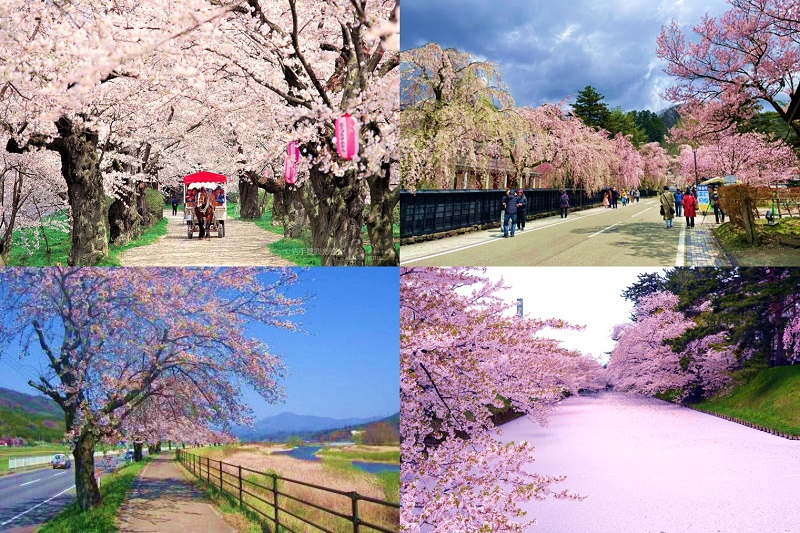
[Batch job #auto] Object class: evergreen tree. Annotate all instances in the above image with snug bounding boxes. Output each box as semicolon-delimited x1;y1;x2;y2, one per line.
571;85;611;130
632;110;669;143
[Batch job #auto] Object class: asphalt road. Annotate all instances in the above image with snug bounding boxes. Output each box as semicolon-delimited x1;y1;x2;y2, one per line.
400;199;687;266
0;455;126;531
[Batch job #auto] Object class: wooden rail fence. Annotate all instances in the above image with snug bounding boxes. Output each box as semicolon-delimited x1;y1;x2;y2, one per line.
176;449;399;533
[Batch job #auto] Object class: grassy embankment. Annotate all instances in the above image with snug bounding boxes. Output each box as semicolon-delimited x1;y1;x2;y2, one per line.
232;193;400;266
714;217;800;266
0;445;70;475
695;365;800;435
185;444;399;533
37;456;153;533
9;210;168;267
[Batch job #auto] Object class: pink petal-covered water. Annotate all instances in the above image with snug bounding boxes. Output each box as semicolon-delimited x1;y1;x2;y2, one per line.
498;392;800;532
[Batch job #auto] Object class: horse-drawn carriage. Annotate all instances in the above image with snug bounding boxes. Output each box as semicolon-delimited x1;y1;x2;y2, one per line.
183;171;227;239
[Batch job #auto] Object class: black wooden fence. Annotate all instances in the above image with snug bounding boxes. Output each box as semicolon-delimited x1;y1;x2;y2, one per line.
400;188;603;239
176;449;399;533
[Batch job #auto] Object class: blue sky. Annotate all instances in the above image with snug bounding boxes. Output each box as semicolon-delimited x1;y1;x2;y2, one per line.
402;0;730;112
0;268;399;422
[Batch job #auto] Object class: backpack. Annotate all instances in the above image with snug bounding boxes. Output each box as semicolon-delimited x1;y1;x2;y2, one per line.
560;194;569;206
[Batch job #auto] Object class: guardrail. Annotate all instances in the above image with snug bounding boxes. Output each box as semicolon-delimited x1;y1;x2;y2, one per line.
8;450;125;470
176;449;399;533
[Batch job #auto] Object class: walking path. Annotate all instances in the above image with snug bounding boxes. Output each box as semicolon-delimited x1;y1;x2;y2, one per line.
119;210;294;266
400;200;731;267
118;455;236;533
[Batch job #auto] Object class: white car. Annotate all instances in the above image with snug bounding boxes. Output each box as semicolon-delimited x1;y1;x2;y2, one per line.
51;453;72;469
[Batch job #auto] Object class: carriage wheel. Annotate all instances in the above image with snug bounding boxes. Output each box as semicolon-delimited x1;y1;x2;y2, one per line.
187;223;193;239
218;221;225;238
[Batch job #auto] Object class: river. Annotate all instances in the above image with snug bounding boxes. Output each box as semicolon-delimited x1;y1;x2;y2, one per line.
497;392;800;532
275;445;399;475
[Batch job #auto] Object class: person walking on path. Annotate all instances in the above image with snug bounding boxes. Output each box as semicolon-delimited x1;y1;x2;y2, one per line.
502;189;519;238
559;190;570;218
711;188;726;223
118;454;236;533
602;191;609;208
500;187;511;225
516;189;528;231
660;185;676;228
634;189;640;203
171;196;179;216
611;187;619;209
682;192;699;229
674;189;684;218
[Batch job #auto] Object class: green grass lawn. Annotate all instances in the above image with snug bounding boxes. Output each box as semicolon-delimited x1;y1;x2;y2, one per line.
696;365;800;435
37;456;152;533
9;212;168;267
714;218;800;266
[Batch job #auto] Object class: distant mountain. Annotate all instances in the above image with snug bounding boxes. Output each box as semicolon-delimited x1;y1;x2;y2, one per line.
232;412;388;442
0;387;64;442
313;412;400;442
658;105;681;131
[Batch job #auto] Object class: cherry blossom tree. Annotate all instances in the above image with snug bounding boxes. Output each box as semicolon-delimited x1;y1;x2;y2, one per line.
656;0;800;142
639;142;672;190
400;267;601;531
608;291;738;401
0;267;303;511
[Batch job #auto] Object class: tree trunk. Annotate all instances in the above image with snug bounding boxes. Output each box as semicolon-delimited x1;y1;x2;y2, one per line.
108;186;142;245
282;186;308;239
73;431;101;511
239;174;261;219
740;197;757;245
133;441;143;462
304;165;365;266
366;167;399;266
53;117;109;266
136;182;152;228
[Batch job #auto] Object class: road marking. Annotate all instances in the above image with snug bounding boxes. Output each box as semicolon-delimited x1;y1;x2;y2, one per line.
676;222;686;266
587;222;622;238
400;207;616;264
52;471;67;476
19;478;41;487
0;484;75;526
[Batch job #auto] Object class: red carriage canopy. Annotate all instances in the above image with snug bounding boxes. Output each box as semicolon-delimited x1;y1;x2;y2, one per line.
183;171;227;184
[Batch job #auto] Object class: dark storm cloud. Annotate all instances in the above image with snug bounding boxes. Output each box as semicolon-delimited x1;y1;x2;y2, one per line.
402;0;731;112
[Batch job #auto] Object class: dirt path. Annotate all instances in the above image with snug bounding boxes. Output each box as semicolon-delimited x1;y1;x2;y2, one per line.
118;455;236;533
119;210;294;266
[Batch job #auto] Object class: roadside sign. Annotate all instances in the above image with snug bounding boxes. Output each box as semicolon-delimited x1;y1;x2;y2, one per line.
697;185;710;211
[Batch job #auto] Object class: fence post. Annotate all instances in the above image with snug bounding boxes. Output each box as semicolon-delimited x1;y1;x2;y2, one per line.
218;460;222;491
350;492;360;532
271;473;279;529
206;457;210;485
238;465;243;508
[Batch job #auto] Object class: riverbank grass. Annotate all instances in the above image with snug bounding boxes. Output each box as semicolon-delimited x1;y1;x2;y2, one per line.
38;456;153;533
696;365;800;435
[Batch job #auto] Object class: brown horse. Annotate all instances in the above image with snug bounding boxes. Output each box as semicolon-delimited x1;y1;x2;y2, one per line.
194;188;214;239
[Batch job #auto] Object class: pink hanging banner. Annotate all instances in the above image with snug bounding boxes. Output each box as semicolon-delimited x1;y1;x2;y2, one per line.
283;142;301;184
334;114;358;160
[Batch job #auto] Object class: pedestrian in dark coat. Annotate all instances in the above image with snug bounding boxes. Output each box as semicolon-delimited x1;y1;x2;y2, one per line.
516;189;527;231
559;190;570;218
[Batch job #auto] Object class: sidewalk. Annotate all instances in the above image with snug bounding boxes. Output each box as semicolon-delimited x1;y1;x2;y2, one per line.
117;455;236;533
682;218;731;267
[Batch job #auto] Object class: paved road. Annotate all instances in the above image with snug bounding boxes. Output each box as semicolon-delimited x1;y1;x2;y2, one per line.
0;455;127;532
498;392;800;532
401;200;724;266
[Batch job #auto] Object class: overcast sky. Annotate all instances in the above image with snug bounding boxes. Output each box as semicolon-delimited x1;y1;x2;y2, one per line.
402;0;731;112
489;267;665;364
